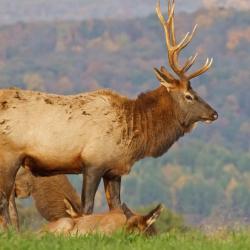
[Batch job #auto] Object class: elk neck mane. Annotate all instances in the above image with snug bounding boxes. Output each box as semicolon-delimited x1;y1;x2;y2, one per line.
119;86;188;159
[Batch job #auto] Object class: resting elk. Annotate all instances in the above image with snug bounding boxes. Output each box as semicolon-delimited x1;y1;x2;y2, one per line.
13;167;81;228
0;0;218;228
42;199;163;236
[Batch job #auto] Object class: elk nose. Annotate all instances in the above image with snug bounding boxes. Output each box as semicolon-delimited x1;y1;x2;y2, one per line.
212;111;218;121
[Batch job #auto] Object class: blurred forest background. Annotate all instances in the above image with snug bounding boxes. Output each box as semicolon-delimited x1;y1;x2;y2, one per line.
1;0;249;228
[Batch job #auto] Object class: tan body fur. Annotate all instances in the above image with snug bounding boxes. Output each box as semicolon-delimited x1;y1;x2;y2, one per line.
0;89;134;176
45;210;128;235
0;87;191;175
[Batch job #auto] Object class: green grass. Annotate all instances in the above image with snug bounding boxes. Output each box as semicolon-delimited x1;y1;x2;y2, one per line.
1;230;250;250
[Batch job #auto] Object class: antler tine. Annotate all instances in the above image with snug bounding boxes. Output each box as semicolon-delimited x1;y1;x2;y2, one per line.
168;0;176;45
175;24;198;53
181;53;198;74
160;66;176;81
175;32;190;51
187;58;213;80
168;0;174;15
156;1;172;49
173;25;198;72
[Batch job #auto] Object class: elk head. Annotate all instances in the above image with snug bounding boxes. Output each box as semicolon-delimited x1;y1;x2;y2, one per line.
154;0;218;129
122;203;163;235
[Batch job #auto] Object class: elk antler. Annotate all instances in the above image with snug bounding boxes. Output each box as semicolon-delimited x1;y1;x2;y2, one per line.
156;0;213;81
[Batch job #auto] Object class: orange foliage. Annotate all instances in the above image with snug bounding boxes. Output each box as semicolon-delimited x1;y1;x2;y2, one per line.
227;27;250;50
174;176;193;190
195;13;214;28
225;178;238;199
162;164;183;185
55;76;74;93
23;73;44;91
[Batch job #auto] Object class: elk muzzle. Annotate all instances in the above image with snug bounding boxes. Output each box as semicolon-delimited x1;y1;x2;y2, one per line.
200;106;218;124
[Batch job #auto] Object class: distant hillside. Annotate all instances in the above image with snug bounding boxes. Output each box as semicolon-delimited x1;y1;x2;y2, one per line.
0;0;200;25
0;0;250;25
203;0;250;10
0;0;249;25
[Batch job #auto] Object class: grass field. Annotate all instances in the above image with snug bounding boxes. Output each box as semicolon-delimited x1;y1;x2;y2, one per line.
1;230;250;250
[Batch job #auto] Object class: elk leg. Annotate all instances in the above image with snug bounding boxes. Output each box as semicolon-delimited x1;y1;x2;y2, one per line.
9;188;19;231
81;167;103;214
0;153;21;230
0;191;10;230
103;176;121;210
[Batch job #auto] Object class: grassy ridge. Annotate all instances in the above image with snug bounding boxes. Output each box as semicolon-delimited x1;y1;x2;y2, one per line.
1;230;250;250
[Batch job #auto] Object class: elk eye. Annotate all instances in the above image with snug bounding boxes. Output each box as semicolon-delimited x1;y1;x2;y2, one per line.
185;94;193;101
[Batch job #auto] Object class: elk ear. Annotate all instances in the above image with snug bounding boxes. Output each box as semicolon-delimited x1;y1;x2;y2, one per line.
144;204;164;227
153;67;176;91
64;198;79;218
121;203;134;219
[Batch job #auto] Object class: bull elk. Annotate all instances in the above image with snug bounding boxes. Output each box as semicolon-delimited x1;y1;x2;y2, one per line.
42;199;163;236
13;167;81;226
0;0;217;228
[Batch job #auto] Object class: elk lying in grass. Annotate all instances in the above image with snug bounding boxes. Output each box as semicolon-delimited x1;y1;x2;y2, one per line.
14;167;81;224
0;0;217;228
42;199;163;236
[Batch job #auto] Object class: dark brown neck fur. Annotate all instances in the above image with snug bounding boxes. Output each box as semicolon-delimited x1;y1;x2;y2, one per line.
126;86;186;160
